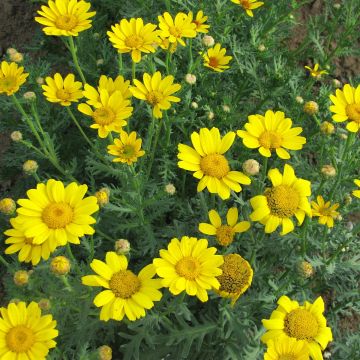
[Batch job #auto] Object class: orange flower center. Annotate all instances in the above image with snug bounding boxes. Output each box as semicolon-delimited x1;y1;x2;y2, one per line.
125;34;144;49
109;270;141;298
56;88;71;101
24;237;33;245
6;325;35;353
169;26;182;38
146;90;163;106
284;308;319;340
200;154;230;179
240;0;251;9
346;103;360;124
42;203;74;229
55;14;78;31
0;76;17;92
93;107;116;125
259;131;282;149
121;144;135;158
216;225;235;246
266;185;300;218
175;256;200;280
208;57;219;68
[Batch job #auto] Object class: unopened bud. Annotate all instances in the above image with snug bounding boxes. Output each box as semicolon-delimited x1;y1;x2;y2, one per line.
50;256;71;275
10;52;23;63
303;101;319;115
207;111;214;120
165;183;176;195
344;194;352;205
114;239;131;255
345;221;353;231
333;3;341;9
38;298;51;311
242;159;260;176
36;77;45;85
222;105;230;113
185;74;196;85
339;133;348;140
96;59;104;66
14;270;30;286
295;96;304;104
7;48;17;56
202;35;215;47
191;101;198;109
95;187;110;207
98;345;112;360
23;160;38;175
10;131;22;142
258;44;266;52
0;198;16;215
332;79;341;88
23;91;36;101
93;33;100;40
320;121;335;135
321;165;336;177
297;261;314;279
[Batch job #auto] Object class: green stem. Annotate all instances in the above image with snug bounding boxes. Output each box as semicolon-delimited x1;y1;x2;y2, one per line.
146;120;162;180
301;217;309;256
60;275;73;292
66;243;77;265
33;172;41;183
0;255;9;267
188;38;193;72
66;107;93;148
260;157;268;191
165;49;171;74
19;140;47;158
164;111;171;146
68;36;86;84
118;53;123;74
129;165;145;224
132;61;136;80
108;132;114;144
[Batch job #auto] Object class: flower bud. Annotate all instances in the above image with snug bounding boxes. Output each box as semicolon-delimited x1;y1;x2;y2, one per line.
207;111;215;120
332;79;341;88
295;96;304;104
202;35;215;47
185;74;196;85
95;187;110;207
50;256;71;275
258;44;266;52
320;121;335;135
23;160;38;175
36;77;45;85
10;52;24;63
98;345;112;360
14;270;30;286
7;48;17;56
345;221;353;231
191;101;198;109
242;159;260;176
114;239;131;255
333;3;341;9
303;101;319;115
0;198;16;215
165;183;176;195
297;261;314;279
222;105;230;113
23;91;36;101
321;165;336;177
93;32;100;40
344;194;352;205
38;298;51;311
10;131;23;142
339;133;347;140
96;59;104;66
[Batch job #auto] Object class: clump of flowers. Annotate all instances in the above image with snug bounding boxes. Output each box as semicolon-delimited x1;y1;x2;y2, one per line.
203;44;232;72
189;10;210;33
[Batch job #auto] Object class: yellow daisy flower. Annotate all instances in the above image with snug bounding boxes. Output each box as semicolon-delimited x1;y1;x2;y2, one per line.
199;208;250;246
0;61;29;96
203;44;232;72
237;110;306;159
261;296;333;360
130;71;181;119
177;127;251;200
42;73;83;106
82;75;132;107
107;130;145;165
15;179;99;247
189;10;210;33
82;252;162;321
78;89;133;138
215;254;253;305
158;36;178;53
353;179;360;198
153;236;224;302
0;301;58;359
230;0;264;17
304;63;328;78
264;338;310;360
329;83;360;132
250;164;312;235
35;0;96;37
4;217;58;266
158;12;197;46
107;18;160;63
311;196;339;228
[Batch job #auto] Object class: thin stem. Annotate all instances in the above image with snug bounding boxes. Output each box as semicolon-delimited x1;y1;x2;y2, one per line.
301;217;309;257
165;50;171;74
146;120;162;180
68;36;86;84
0;255;10;268
129;165;145;224
108;132;114;144
66;107;93;148
188;38;193;72
33;172;42;183
118;53;123;74
66;243;78;267
164;111;171;146
19;140;47;158
132;61;136;80
60;275;73;292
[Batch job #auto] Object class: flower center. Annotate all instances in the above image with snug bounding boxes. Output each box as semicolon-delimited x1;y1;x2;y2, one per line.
56;88;71;101
218;254;252;294
208;57;219;68
346;103;360;124
42;203;74;229
259;131;282;149
284;308;319;340
146;91;163;106
109;270;141;298
93;107;116;125
169;26;182;38
240;0;251;9
266;185;300;218
0;76;17;91
55;14;78;31
6;325;35;353
122;144;135;158
24;237;33;245
279;356;296;360
200;154;230;179
125;34;144;48
175;256;201;280
216;225;235;246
